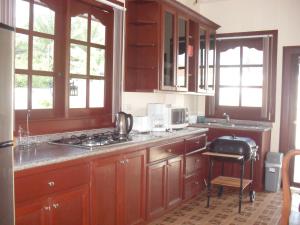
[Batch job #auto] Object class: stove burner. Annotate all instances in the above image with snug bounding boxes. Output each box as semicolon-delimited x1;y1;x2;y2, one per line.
49;131;131;149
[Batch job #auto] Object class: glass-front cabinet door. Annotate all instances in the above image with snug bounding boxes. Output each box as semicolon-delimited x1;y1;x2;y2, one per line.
198;28;207;92
176;17;188;91
207;32;216;93
162;10;176;90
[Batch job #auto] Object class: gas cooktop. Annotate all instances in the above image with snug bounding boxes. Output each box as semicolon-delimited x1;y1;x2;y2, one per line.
49;131;132;149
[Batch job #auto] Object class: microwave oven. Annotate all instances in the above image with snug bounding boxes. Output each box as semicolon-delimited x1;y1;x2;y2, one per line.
168;107;189;130
147;103;188;131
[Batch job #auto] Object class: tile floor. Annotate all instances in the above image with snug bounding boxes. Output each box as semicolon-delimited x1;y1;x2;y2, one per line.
149;188;283;225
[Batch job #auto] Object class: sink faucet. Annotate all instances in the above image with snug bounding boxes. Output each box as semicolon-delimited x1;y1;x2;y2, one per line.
223;112;230;123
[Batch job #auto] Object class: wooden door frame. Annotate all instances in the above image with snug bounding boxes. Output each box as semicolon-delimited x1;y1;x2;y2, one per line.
279;46;300;187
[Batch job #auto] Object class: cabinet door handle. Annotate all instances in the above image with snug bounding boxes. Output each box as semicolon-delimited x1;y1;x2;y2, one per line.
48;181;55;187
125;159;129;164
195;141;200;145
196;159;200;163
194;181;199;185
166;149;172;153
53;203;59;209
120;160;124;164
44;206;51;211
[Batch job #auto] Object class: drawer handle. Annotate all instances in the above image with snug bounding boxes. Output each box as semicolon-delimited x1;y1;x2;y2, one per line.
48;181;55;187
53;203;60;209
196;159;200;163
194;181;199;185
166;149;172;153
44;206;51;211
195;141;200;145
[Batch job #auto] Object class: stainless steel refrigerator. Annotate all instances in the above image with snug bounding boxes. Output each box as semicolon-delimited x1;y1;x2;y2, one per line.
0;18;16;225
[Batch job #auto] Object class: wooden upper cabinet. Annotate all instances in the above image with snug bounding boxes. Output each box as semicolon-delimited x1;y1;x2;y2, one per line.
161;7;189;92
124;0;219;94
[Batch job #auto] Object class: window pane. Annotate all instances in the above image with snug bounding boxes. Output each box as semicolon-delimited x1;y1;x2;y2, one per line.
69;78;86;108
15;33;29;69
16;0;29;29
71;15;88;42
241;88;262;107
90;48;105;76
243;47;263;65
89;79;104;108
15;74;28;110
91;16;106;45
32;75;53;109
242;67;263;86
70;44;87;75
219;87;239;106
33;4;55;35
208;67;214;87
219;67;240;86
220;47;240;65
32;37;54;71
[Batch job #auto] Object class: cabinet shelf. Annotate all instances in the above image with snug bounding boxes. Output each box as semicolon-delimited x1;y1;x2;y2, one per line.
129;20;157;25
129;43;156;47
128;66;157;70
129;0;156;3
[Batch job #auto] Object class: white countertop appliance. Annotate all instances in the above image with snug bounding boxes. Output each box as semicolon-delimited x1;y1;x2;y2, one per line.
147;103;170;131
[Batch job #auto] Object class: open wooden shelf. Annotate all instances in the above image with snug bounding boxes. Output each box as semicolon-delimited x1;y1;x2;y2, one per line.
211;176;252;190
202;152;244;160
129;43;156;47
129;20;157;25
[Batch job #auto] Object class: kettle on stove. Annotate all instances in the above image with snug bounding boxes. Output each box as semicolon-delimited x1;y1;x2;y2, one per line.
115;111;133;139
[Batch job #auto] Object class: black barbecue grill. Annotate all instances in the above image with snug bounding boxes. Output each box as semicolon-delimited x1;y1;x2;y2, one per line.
203;135;258;213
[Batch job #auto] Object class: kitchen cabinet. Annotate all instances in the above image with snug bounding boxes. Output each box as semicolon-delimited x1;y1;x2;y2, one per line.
16;187;89;225
147;156;184;219
91;150;146;225
206;127;271;191
183;134;208;200
15;163;90;225
161;6;189;91
124;0;219;93
146;140;184;220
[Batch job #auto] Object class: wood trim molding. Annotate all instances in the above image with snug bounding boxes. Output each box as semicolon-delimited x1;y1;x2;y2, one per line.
279;46;300;154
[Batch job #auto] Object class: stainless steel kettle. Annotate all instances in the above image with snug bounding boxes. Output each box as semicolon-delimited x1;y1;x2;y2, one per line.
115;111;133;139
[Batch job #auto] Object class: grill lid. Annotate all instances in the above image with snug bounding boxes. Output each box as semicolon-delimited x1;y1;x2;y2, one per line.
209;135;258;160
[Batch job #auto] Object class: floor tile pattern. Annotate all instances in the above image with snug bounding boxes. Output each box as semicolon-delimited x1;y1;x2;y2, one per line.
149;188;282;225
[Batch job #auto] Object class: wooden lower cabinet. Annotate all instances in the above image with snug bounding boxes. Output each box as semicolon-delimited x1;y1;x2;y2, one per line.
16;199;49;225
91;150;146;225
166;157;184;208
16;186;89;225
146;156;183;220
50;187;89;225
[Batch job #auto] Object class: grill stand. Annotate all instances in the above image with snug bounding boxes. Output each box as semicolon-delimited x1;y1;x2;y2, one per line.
204;152;255;213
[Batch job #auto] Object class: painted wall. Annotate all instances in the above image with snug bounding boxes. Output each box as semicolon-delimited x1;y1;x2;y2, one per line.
196;0;300;152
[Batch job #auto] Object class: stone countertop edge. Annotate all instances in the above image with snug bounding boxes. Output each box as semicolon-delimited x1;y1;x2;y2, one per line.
14;127;208;172
190;123;271;132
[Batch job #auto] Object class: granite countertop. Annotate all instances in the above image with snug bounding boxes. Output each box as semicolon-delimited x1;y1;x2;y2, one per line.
190;121;271;132
14;127;208;171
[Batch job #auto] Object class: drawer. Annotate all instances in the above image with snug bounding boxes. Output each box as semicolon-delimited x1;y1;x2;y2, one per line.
184;172;206;200
185;152;206;177
185;134;207;154
15;163;89;203
148;141;184;163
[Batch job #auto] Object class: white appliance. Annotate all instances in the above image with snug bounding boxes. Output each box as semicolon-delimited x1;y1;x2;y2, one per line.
132;116;151;133
0;1;16;224
147;103;170;131
168;107;189;130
